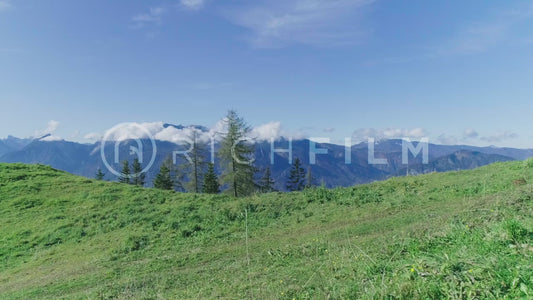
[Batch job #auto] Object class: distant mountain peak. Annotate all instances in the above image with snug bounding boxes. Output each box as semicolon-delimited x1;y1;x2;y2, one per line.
162;123;209;132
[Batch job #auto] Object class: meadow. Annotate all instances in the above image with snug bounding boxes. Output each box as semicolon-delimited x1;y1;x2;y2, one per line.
0;161;532;299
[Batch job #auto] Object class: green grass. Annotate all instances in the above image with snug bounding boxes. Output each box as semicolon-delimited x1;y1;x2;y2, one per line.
0;161;532;299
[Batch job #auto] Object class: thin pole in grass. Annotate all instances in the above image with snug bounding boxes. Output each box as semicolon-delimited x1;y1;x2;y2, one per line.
245;208;253;299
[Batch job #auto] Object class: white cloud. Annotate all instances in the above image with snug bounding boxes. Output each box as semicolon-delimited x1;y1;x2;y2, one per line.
0;0;12;11
70;130;80;140
95;120;308;145
434;129;519;146
463;128;479;140
436;134;459;145
100;122;216;145
155;126;210;144
180;0;205;10
251;121;282;141
250;121;309;141
132;6;166;28
223;0;374;48
45;120;60;133
34;120;60;138
102;122;164;141
434;128;478;145
480;131;519;143
207;119;227;137
352;127;427;143
84;132;102;141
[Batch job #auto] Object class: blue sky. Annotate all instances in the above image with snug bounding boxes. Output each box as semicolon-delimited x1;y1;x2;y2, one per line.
1;0;533;147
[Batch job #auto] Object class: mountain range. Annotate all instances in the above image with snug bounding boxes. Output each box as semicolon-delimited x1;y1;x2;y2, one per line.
1;125;532;190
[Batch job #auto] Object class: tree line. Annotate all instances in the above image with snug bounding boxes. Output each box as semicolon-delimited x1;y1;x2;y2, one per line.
95;110;316;196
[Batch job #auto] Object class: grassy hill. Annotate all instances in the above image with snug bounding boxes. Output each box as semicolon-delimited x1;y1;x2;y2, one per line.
0;162;532;299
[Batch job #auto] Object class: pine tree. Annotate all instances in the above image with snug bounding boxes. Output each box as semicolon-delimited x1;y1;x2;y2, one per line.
305;166;316;189
131;158;146;187
182;129;208;193
202;163;220;194
218;110;256;197
118;160;131;184
95;168;105;181
286;157;305;191
259;166;276;193
153;161;174;190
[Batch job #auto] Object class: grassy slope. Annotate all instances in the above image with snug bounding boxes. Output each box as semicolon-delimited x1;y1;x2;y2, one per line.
0;162;532;299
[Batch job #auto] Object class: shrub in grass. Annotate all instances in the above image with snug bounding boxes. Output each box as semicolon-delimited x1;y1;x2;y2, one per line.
504;219;530;243
123;235;149;253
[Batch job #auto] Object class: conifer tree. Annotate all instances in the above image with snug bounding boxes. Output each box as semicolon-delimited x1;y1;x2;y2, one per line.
95;168;105;181
218;110;256;197
182;129;208;193
153;161;174;190
286;157;305;191
305;166;316;189
131;158;145;187
259;166;276;193
118;160;131;184
202;162;220;194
